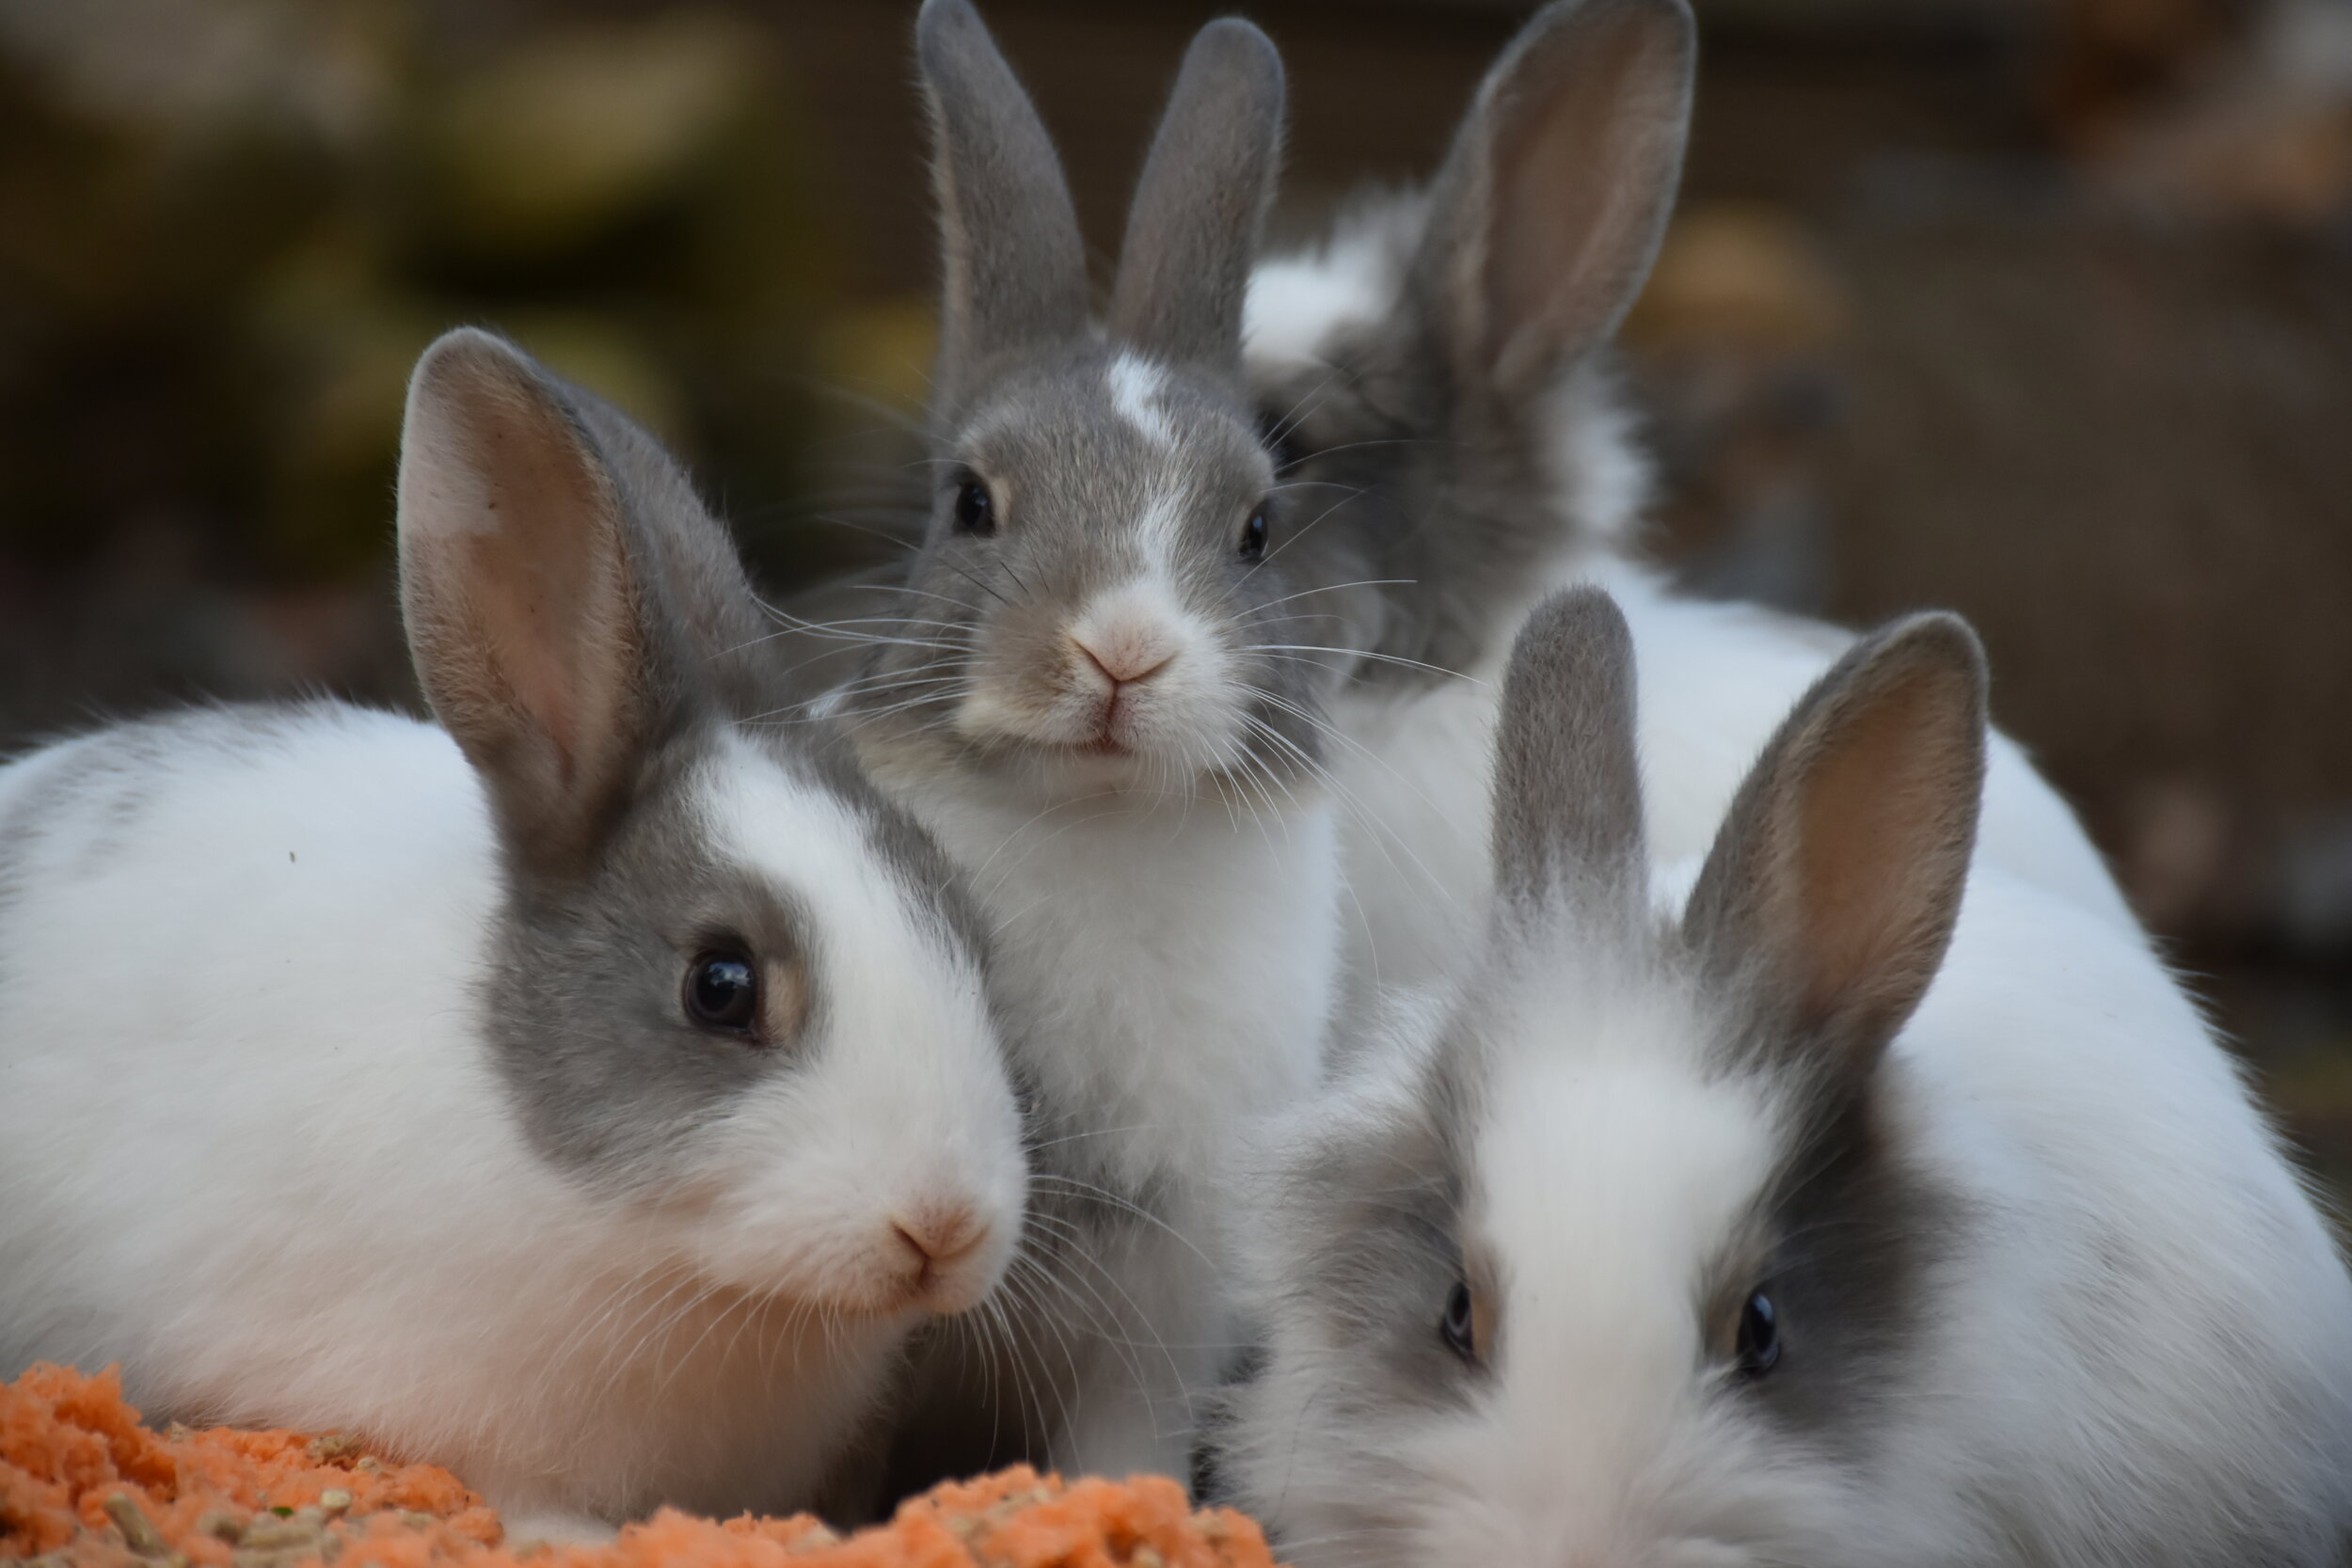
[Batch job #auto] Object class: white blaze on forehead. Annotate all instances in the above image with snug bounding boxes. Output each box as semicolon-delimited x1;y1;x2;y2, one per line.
1474;974;1776;1443
1106;353;1176;448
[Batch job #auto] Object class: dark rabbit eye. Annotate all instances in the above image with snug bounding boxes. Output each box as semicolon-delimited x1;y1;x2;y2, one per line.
685;951;760;1034
1239;506;1268;561
1737;1290;1780;1377
1439;1278;1477;1361
952;473;996;536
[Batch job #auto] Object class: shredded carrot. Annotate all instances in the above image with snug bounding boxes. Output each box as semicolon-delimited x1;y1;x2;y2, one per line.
0;1365;1279;1568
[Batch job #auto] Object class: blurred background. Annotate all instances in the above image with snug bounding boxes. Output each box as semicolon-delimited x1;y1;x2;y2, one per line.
2;0;2348;1192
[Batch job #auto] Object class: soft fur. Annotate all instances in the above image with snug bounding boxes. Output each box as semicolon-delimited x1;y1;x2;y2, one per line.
1216;590;2352;1567
1237;0;2136;1020
0;329;1025;1535
840;0;1345;1492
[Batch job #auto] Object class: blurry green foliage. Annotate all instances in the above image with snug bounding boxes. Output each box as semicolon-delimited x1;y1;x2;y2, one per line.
0;0;835;583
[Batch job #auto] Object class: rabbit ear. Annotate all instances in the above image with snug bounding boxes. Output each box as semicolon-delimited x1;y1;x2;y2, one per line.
1415;0;1693;404
917;0;1089;407
1488;587;1647;927
557;389;779;720
1682;613;1987;1093
1108;18;1284;380
397;328;690;879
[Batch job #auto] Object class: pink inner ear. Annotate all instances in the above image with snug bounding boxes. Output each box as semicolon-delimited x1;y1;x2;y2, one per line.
1788;663;1979;1030
469;384;642;785
1483;13;1681;388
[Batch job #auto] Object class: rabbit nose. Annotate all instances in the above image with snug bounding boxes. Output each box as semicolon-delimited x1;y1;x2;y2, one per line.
1072;630;1175;686
891;1203;989;1271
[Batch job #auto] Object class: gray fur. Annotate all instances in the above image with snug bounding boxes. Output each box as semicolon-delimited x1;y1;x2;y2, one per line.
853;7;1321;1502
1245;0;1693;683
1212;591;1982;1555
849;15;1326;795
400;330;993;1189
1487;584;1645;919
917;0;1089;419
1110;19;1285;381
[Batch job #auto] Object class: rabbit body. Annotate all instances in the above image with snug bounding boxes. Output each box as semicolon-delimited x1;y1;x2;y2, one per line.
844;1;1343;1492
0;330;1026;1533
871;769;1340;1481
1217;592;2352;1566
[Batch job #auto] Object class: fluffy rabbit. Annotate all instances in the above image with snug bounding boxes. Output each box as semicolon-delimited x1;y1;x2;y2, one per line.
1240;0;2137;1010
835;0;1342;1491
0;328;1025;1538
1212;588;2352;1566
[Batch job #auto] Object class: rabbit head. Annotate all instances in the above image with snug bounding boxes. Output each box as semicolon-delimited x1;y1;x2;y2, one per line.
1227;587;1988;1567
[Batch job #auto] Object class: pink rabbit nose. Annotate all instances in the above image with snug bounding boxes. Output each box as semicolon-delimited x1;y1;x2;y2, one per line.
891;1204;989;1274
1072;630;1175;687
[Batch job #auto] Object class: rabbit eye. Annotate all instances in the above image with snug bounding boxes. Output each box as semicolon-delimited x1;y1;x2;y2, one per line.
684;950;760;1035
1239;506;1268;561
1736;1290;1780;1377
952;473;996;536
1439;1278;1477;1361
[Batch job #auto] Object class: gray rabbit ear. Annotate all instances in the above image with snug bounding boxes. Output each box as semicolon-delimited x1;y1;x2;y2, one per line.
397;328;689;880
1682;613;1987;1095
917;0;1089;407
1109;18;1285;379
557;390;778;721
1488;587;1648;927
1416;0;1693;404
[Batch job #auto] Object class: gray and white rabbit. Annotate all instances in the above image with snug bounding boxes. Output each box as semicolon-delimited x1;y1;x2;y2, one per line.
0;328;1025;1538
1241;0;2138;1010
831;0;1343;1490
1214;588;2352;1566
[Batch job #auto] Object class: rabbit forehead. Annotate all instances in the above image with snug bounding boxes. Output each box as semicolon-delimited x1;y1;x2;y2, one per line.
953;349;1268;523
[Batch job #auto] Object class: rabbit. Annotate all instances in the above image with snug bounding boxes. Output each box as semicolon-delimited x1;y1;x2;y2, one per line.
819;0;1343;1495
0;326;1027;1541
1237;0;2141;1019
1208;586;2352;1567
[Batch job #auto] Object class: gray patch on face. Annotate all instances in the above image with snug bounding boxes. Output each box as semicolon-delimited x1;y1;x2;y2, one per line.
479;729;834;1187
1711;1053;1967;1466
1248;282;1630;684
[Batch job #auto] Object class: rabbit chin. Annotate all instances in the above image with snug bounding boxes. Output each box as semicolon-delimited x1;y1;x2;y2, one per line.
951;682;1249;800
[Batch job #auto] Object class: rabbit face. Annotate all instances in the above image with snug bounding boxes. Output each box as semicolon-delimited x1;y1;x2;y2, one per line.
851;348;1336;801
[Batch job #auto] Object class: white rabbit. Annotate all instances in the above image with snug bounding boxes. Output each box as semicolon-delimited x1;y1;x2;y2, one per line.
830;0;1343;1494
1240;0;2139;1014
1213;587;2352;1566
0;327;1026;1539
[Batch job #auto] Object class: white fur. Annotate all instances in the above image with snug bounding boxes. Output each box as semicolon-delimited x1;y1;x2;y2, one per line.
1243;213;1409;373
1324;562;2137;1019
1236;867;2352;1565
872;756;1342;1478
1107;353;1178;449
0;706;1023;1524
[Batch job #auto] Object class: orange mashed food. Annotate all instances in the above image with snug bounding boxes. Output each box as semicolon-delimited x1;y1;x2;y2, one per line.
0;1366;1279;1568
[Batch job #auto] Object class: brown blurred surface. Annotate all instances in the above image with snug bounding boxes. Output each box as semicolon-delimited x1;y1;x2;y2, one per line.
3;0;2348;1195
